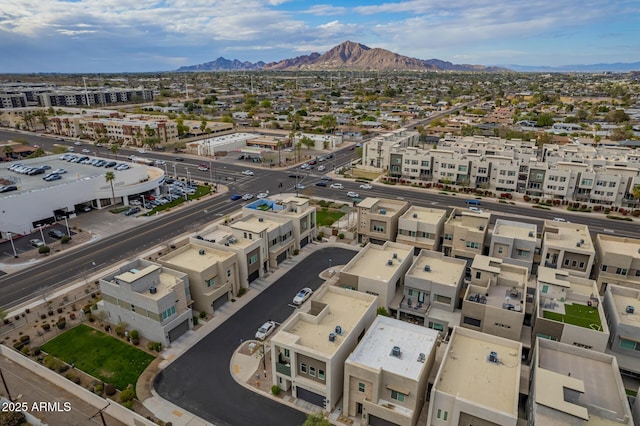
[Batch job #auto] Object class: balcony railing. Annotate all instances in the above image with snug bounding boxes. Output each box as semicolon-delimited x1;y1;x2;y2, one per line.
276;362;291;376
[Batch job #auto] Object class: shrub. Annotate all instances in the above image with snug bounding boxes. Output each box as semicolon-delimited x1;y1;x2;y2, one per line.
57;307;63;314
293;249;299;256
120;384;135;403
31;346;41;356
148;341;162;352
131;338;140;346
61;235;71;244
83;304;92;314
199;311;207;319
115;325;126;337
57;319;66;330
93;383;104;394
237;287;247;297
271;385;281;395
192;316;199;326
65;371;81;385
129;330;139;340
43;355;64;372
13;341;24;351
20;335;30;344
338;233;345;239
38;245;51;255
20;345;31;356
104;383;116;396
41;323;51;331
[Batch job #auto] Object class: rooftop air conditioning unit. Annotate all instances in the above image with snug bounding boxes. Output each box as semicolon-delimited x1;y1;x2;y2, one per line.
393;253;398;259
258;218;264;222
328;333;336;342
149;286;157;294
424;265;431;272
199;249;205;255
387;259;394;266
626;305;635;314
335;325;343;335
391;346;401;357
417;353;426;363
229;237;237;244
488;351;499;363
379;208;387;215
413;213;418;218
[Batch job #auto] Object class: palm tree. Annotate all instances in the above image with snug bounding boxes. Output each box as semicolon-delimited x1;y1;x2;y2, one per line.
105;171;116;206
3;145;13;159
110;144;119;159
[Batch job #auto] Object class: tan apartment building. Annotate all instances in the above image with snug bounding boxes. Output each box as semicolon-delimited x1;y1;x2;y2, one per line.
603;284;640;377
532;267;609;353
541;220;595;279
395;250;466;332
356;197;409;245
427;326;522;426
344;316;440;426
230;214;295;270
528;338;633;425
595;234;640;294
98;259;193;347
338;241;414;309
489;219;537;274
243;196;317;249
396;206;447;253
442;208;490;260
461;255;528;341
270;286;377;410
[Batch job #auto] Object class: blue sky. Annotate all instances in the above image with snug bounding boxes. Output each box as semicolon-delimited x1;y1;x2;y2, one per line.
1;0;639;73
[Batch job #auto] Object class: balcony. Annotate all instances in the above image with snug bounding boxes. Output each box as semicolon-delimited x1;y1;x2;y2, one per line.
276;362;291;376
398;295;429;315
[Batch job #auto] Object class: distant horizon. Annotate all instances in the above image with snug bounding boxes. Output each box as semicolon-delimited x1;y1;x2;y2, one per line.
1;1;639;73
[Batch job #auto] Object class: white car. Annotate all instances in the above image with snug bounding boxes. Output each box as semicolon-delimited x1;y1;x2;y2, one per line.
347;191;360;198
359;183;372;189
330;183;344;189
553;217;569;223
129;199;142;206
241;170;254;176
155;160;166;165
255;321;277;341
468;207;483;213
293;288;313;306
318;165;326;172
74;141;82;146
242;193;254;200
295;183;305;190
82;149;91;153
257;192;269;199
51;168;67;174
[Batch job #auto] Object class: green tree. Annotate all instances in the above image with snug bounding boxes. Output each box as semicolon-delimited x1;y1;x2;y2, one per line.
632;185;640;206
260;99;271;108
3;145;13;158
606;109;630;123
319;114;337;134
0;307;6;322
536;113;554;127
303;412;331;426
110;144;119;159
200;120;207;133
27;147;45;158
105;171;116;206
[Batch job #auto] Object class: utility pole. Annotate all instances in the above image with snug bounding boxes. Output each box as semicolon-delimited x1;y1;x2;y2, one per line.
0;367;13;401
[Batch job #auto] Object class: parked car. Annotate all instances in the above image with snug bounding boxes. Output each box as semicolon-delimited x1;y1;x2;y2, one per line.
242;193;254;200
123;207;141;216
347;191;360;198
51;168;67;174
241;170;254;176
129;199;142;207
257;192;269;199
29;238;45;248
0;185;18;193
359;183;372;189
293;288;313;306
553;217;569;223
43;173;62;181
230;194;243;201
330;183;344;189
48;229;66;239
255;321;277;341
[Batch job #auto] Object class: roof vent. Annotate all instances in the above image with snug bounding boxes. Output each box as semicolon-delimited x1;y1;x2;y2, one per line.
576;241;582;247
328;333;336;342
424;264;431;272
149;286;157;294
528;231;534;237
417;353;426;363
258;217;264;222
229;237;237;244
391;346;401;358
579;239;584;245
413;213;418;218
393;252;398;259
626;305;635;314
488;351;499;364
199;249;205;255
379;208;386;215
335;325;343;335
387;259;394;266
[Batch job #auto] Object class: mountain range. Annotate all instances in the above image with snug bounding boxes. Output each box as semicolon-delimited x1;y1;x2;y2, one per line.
176;41;506;73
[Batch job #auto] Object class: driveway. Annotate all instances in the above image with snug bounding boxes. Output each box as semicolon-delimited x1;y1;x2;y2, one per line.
154;247;357;426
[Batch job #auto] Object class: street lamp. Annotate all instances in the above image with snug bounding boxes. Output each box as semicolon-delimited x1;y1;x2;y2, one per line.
38;224;45;242
64;216;71;237
262;341;267;377
7;232;17;258
172;163;177;178
329;258;332;269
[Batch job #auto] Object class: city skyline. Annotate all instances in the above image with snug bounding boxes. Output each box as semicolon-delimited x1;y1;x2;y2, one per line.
1;0;639;73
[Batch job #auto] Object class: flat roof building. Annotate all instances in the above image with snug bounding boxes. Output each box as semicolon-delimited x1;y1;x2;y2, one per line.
489;219;537;274
396;206;447;253
541;220;595;279
356;197;409;245
442;208;490;260
602;284;640;376
344;316;440;426
595;234;640;294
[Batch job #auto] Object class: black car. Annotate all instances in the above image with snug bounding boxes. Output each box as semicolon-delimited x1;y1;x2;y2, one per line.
48;229;66;239
0;185;18;193
174;157;184;162
123;207;141;216
315;181;327;187
288;174;302;179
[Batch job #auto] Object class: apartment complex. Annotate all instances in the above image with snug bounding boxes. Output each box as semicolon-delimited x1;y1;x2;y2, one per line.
461;255;529;341
270;286;377;410
489;219;537;273
528;338;633;425
362;128;420;170
343;316;439;426
396;206;447;252
603;285;640;376
338;241;414;309
442;208;490;260
97;259;193;347
356;197;409;245
427;326;522;426
540;220;595;279
595;234;640;293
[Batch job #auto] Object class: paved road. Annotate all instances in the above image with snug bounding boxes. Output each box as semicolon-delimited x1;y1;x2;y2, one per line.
154;246;357;426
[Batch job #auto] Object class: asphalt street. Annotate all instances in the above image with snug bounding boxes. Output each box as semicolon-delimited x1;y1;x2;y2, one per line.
154;246;357;426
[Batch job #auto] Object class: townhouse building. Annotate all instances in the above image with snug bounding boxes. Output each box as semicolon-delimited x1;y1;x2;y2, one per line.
356;197;409;245
343;316;440;426
427;326;522;426
395;206;447;253
397;250;466;335
157;241;240;314
229;214;295;270
338;241;414;310
594;234;640;293
362;128;420;170
541;220;595;279
532;267;609;353
270;286;377;410
489;219;537;274
602;284;640;377
528;338;633;425
442;208;491;261
97;259;193;347
461;255;529;342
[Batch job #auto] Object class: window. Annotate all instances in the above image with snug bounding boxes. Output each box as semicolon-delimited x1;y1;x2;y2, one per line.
444;411;448;421
516;249;529;257
466;241;480;249
434;294;452;304
390;390;405;402
227;269;232;277
495;322;511;329
620;339;640;351
249;254;258;265
428;321;444;331
284;349;290;357
206;277;216;287
601;265;608;272
437;409;441;419
463;316;481;327
564;258;570;266
408;289;420;297
571;260;577;267
616;268;628;276
372;224;385;232
161;305;176;320
542;285;549;293
444;234;452;241
475;271;481;279
579;262;585;268
309;366;316;377
318;369;325;380
300;363;307;373
498;247;504;254
358;382;365;392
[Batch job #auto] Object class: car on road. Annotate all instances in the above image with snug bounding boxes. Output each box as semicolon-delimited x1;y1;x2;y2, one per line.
242;193;254;201
123;207;141;216
320;176;333;181
359;183;372;189
255;320;277;341
74;141;82;146
48;229;66;239
230;194;243;201
284;148;293;152
29;238;45;248
347;191;359;198
315;181;327;187
197;164;209;171
241;170;254;176
295;184;305;190
300;163;310;170
318;165;326;172
257;192;269;199
155;160;166;165
468;207;483;213
174;157;184;161
288;173;302;179
293;288;313;306
553;217;568;223
82;149;91;153
330;183;344;189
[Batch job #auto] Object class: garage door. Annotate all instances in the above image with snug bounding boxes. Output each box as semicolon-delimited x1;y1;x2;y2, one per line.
300;236;309;248
296;387;325;407
368;414;399;426
212;293;228;311
248;270;259;283
276;251;287;264
168;319;190;342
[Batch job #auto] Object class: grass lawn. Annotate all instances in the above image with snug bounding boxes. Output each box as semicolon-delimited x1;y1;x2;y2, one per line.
543;303;602;330
143;185;212;215
316;208;345;226
42;324;155;390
